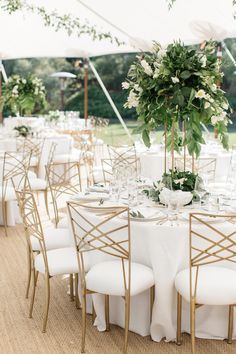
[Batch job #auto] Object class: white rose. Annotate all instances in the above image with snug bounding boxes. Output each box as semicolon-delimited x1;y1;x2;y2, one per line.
204;101;210;109
195;89;206;99
122;82;130;89
125;90;139;109
199;55;207;67
211;115;219;125
140;59;153;76
171;77;179;84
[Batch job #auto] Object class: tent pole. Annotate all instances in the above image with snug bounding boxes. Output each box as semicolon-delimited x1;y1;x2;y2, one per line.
0;68;2;124
84;59;88;127
88;59;133;142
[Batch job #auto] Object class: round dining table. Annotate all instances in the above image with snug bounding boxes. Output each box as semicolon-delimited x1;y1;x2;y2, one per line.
67;198;236;342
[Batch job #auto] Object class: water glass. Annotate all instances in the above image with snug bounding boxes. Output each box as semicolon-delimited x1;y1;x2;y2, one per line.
127;179;138;207
109;180;120;202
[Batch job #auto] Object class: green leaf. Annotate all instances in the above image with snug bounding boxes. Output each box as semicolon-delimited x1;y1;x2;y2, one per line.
180;70;191;79
142;129;151;148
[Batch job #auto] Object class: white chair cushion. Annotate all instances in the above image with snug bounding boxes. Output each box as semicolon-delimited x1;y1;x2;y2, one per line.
29;178;47;190
30;228;71;251
86;260;154;296
175;266;236;305
53;154;79;163
57;216;68;228
35;247;81;276
0;186;16;201
28;171;37;179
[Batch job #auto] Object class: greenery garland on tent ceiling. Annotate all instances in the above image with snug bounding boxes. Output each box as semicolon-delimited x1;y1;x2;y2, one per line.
0;0;124;45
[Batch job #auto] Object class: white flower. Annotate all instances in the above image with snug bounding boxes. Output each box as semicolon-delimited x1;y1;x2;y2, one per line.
204;101;211;109
122;82;130;89
134;84;143;93
140;59;153;76
153;68;160;79
22;79;26;84
195;89;206;99
174;178;186;186
211;115;219;125
211;83;217;92
222;102;229;110
125;90;139;109
171;76;179;84
199;55;207;67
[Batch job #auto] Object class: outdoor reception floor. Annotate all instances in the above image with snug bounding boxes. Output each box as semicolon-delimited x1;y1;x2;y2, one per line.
1;219;236;354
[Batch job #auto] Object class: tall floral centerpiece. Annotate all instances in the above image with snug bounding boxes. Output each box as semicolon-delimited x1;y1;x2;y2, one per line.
1;75;47;116
123;41;231;172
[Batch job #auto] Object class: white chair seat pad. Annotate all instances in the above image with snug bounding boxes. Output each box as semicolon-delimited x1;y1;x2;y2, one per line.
53;154;79;163
29;178;47;190
0;186;16;201
175;266;236;305
57;216;68;228
86;260;154;296
30;227;71;251
35;247;83;276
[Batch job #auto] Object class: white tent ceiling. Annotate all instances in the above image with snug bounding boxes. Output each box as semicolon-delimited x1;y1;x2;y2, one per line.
0;0;236;59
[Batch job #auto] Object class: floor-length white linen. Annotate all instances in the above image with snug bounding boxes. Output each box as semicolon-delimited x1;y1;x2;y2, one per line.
68;210;236;342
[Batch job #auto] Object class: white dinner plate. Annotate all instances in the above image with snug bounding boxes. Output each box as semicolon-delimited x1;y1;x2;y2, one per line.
71;192;109;202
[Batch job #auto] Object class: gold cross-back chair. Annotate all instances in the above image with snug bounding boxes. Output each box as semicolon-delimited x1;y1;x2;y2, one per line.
175;212;236;353
67;201;155;354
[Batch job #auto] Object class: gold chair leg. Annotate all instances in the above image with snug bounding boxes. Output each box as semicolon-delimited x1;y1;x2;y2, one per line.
74;273;81;309
29;267;37;318
176;292;182;345
81;291;87;354
70;274;74;302
42;275;50;333
105;295;110;331
124;293;130;354
150;285;155;323
43;190;50;218
3;201;8;236
25;245;32;299
190;299;196;354
228;305;234;344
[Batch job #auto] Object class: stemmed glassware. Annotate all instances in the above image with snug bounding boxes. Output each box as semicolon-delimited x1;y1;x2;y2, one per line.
194;176;206;208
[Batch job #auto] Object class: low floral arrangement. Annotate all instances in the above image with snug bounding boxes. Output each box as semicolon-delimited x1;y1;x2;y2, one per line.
14;125;32;138
46;110;61;123
143;169;198;203
1;75;47;116
123;41;232;157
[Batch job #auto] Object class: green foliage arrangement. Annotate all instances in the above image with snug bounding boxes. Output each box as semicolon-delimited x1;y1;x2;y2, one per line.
1;75;47;116
143;169;198;202
123;41;232;157
14;124;31;137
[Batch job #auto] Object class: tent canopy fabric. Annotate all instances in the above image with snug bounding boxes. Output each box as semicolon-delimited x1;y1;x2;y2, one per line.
0;0;236;59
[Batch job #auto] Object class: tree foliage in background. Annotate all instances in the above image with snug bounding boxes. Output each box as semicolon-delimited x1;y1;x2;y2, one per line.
2;40;236;124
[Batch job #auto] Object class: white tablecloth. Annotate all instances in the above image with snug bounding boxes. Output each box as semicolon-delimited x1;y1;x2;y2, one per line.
69;208;236;342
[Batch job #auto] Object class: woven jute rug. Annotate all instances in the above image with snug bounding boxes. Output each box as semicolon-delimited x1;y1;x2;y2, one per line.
0;220;235;354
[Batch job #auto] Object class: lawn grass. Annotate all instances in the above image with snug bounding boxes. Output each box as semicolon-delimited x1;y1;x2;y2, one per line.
95;120;236;147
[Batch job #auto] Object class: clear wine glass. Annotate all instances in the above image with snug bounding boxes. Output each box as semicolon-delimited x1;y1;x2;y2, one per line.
194;176;206;208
